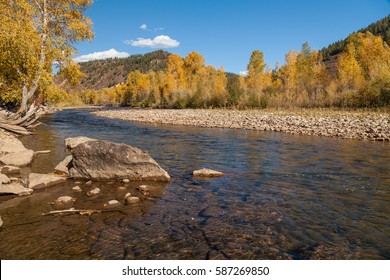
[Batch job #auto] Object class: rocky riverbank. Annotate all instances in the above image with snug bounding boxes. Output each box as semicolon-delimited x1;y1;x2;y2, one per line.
94;109;390;141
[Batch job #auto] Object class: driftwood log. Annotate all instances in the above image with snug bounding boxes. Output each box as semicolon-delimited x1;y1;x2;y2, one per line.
42;209;102;216
0;105;47;135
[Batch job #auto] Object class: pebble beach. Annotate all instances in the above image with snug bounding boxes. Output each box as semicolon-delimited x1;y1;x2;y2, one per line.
93;109;390;141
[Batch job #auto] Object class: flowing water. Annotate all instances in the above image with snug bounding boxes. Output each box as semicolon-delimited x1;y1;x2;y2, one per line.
0;109;389;259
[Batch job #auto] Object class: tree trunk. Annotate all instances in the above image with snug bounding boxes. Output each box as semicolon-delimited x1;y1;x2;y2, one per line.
0;105;48;135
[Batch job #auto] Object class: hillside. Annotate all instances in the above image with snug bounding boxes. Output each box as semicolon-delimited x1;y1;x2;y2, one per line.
77;50;170;90
321;14;390;60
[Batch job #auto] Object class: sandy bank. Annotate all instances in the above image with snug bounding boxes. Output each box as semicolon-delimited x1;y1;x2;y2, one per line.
93;109;390;141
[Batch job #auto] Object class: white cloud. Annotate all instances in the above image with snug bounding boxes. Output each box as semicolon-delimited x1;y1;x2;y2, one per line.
139;23;164;32
239;70;248;77
74;49;129;63
125;35;180;48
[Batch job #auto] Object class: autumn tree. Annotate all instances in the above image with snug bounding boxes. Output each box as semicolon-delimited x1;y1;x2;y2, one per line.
0;0;93;133
337;32;390;106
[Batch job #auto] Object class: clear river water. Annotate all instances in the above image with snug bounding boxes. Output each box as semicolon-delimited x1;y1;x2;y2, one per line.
0;109;389;259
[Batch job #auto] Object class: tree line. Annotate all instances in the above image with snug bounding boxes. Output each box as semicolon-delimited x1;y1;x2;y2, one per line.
63;32;390;109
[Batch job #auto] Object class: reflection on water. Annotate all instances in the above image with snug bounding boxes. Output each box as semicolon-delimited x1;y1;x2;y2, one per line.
0;109;389;259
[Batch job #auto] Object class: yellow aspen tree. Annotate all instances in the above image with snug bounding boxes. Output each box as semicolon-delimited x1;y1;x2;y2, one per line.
167;54;186;91
246;50;266;92
0;0;94;114
337;43;364;90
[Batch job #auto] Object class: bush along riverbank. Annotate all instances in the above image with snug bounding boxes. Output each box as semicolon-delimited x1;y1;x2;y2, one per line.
94;109;390;141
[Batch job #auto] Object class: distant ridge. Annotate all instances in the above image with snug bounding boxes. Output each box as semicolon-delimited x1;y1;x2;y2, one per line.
77;50;170;90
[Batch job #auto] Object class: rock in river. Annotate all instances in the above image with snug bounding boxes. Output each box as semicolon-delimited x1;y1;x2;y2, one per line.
0;149;34;166
28;173;66;189
0;182;33;195
54;196;75;210
87;187;101;197
0;215;3;228
125;196;140;205
54;155;73;175
69;140;170;182
193;168;224;177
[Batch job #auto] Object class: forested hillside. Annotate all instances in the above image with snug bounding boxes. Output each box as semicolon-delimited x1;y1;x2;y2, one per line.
321;14;390;60
77;50;170;89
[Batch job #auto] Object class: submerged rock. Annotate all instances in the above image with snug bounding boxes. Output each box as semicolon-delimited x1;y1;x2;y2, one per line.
28;173;66;189
69;140;170;181
115;186;128;201
72;186;83;192
106;200;121;207
0;215;3;228
87;187;101;197
125;196;140;205
54;196;75;210
0;149;34;166
193;168;224;177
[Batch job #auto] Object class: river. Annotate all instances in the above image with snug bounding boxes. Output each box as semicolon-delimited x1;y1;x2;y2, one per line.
0;109;389;259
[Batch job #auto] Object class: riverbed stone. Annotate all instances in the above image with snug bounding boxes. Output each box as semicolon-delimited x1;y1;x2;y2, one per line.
54;155;73;175
107;200;121;207
0;149;34;166
0;215;3;228
125;196;140;205
72;186;82;192
193;168;224;177
0;165;21;175
28;173;66;189
54;196;75;210
115;187;128;201
69;140;170;181
0;182;33;195
87;187;100;197
65;136;96;152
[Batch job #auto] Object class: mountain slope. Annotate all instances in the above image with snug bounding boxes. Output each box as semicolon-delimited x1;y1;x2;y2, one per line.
321;14;390;60
78;50;170;90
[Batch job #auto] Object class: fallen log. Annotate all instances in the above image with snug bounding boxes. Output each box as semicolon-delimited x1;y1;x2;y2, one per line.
0;123;31;135
0;105;47;135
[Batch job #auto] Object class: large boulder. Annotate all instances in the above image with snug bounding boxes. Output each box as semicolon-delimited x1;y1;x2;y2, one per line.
65;136;96;152
69;140;170;182
28;173;66;189
0;149;34;166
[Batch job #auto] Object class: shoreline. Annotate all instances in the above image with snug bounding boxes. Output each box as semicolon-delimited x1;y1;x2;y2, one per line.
93;108;390;141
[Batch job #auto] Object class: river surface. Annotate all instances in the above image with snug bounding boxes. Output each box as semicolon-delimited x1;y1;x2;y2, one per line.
0;109;389;259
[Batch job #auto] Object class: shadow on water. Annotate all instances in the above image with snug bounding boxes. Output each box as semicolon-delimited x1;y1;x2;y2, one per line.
0;109;389;259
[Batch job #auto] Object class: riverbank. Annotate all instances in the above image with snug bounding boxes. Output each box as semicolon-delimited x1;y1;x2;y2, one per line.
93;109;390;141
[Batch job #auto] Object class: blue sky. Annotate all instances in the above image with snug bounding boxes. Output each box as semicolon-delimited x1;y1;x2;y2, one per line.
75;0;390;74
